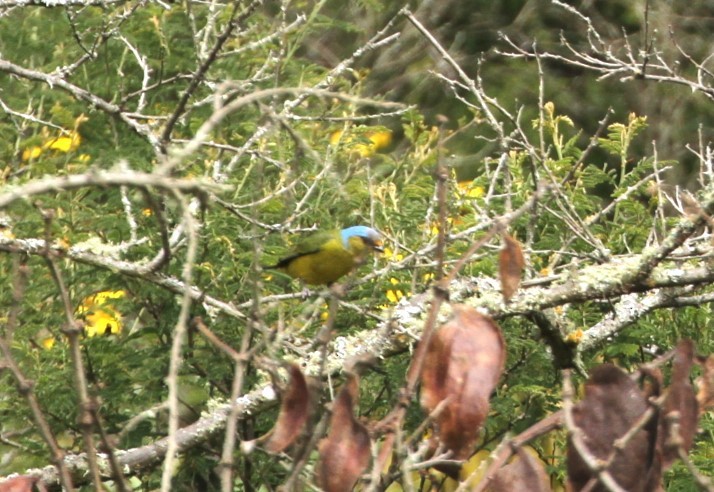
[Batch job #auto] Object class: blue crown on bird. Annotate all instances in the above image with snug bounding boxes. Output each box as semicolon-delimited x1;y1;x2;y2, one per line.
340;226;383;252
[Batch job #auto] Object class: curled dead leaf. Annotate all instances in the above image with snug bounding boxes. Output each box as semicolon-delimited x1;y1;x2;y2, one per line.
0;476;40;492
488;446;550;492
421;305;506;459
567;364;660;492
317;374;371;492
695;353;714;413
262;364;311;454
660;339;698;469
499;233;525;303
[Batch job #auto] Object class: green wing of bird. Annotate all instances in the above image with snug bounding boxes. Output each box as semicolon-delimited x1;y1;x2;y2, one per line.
273;230;339;267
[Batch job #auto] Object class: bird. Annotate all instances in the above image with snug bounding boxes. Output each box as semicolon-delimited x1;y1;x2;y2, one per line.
267;226;383;285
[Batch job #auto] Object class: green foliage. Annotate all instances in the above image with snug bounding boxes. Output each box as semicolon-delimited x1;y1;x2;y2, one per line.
0;1;713;490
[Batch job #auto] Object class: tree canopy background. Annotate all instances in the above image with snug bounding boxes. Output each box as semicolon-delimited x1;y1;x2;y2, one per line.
0;0;713;490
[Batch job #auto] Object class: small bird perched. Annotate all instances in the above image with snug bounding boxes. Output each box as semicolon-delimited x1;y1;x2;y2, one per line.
268;226;383;285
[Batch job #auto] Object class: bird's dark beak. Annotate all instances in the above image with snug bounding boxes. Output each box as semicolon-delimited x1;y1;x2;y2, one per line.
373;241;384;253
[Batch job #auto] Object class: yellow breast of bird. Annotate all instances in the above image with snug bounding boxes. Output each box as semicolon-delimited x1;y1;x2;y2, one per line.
285;238;357;285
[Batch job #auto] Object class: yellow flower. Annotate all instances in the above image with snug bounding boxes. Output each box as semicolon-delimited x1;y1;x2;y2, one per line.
84;309;123;337
366;130;392;151
385;277;405;304
457;181;484;199
382;247;403;262
45;131;81;153
21;146;43;161
386;289;403;303
34;328;56;350
424;217;460;236
41;335;56;350
329;128;392;157
565;328;584;346
89;290;126;304
0;228;15;240
21;115;87;162
77;290;126;338
320;303;330;321
329;130;345;145
56;237;71;249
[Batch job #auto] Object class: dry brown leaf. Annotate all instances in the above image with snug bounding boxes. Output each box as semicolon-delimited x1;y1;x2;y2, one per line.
499;233;525;303
660;340;698;469
421;304;506;459
695;353;714;413
487;447;551;492
263;364;311;454
317;374;371;492
0;476;39;492
567;364;660;492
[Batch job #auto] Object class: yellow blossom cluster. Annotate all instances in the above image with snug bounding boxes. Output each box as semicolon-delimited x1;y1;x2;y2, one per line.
77;290;126;338
21;114;89;163
329;128;392;158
